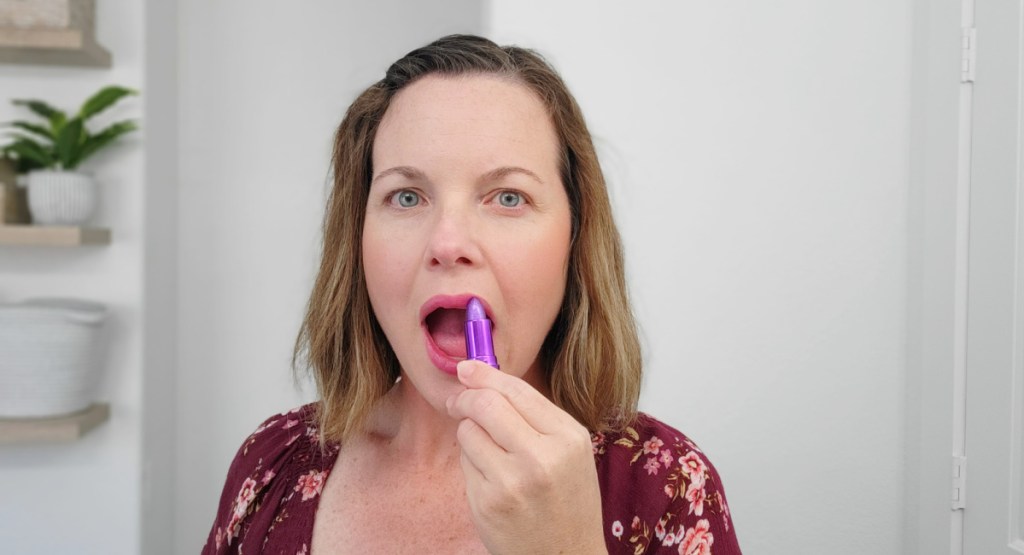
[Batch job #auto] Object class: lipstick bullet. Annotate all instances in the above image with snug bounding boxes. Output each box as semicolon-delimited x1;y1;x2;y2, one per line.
465;297;499;369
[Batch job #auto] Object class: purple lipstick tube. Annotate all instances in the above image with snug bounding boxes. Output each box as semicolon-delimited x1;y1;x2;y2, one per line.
465;297;499;369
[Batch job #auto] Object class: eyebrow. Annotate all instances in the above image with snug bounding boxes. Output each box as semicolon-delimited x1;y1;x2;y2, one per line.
371;166;426;185
479;166;545;186
371;165;545;186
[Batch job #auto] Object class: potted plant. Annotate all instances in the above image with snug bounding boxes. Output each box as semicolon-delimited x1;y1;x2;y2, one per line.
1;85;138;226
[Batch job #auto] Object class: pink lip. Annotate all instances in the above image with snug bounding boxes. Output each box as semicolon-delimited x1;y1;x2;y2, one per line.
420;294;495;375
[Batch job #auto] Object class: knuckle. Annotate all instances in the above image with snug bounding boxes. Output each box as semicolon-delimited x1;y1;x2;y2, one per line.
506;380;530;405
516;456;554;491
504;472;533;499
470;389;501;414
456;418;477;440
479;488;511;516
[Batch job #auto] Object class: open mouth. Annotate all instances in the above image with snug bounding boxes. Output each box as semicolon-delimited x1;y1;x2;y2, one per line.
420;295;496;375
424;308;468;359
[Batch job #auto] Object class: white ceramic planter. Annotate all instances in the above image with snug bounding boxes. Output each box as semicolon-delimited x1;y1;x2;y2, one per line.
0;298;108;418
27;170;98;225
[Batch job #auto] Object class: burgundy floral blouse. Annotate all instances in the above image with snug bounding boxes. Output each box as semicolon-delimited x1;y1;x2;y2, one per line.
202;403;742;554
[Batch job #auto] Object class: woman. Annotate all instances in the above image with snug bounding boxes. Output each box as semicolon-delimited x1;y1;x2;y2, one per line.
204;34;741;554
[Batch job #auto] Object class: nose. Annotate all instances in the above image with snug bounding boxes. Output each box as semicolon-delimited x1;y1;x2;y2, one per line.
425;207;479;270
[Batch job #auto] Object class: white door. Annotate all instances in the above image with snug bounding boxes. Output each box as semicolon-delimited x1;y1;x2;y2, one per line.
964;1;1024;553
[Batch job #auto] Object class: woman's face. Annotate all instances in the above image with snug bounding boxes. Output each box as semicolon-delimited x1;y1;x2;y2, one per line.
363;74;572;408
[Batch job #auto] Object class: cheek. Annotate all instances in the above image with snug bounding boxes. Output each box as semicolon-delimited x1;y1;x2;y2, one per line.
497;218;572;317
362;220;414;311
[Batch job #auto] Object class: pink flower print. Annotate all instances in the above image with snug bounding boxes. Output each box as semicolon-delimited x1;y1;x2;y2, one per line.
675;525;687;545
661;448;673;468
654;517;667;540
631;515;641;531
226;513;242;545
644;456;661;475
261;469;276;485
224;476;259;545
686;481;707;517
215;527;223;550
235;477;258;514
679;451;707;487
283;419;300;429
294;469;328;501
720;493;732;531
643;436;664;455
296;543;308;555
253;419;278;435
678;519;714;555
663;531;677;546
664;483;677;498
611;520;624;538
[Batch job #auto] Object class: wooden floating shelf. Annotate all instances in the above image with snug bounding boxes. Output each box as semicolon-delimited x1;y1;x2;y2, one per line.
0;403;110;444
0;225;110;246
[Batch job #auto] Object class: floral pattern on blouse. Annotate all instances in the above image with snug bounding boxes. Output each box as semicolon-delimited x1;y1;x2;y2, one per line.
202;404;742;554
594;424;733;554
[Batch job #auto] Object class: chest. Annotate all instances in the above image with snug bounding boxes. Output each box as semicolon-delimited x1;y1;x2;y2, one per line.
310;447;488;555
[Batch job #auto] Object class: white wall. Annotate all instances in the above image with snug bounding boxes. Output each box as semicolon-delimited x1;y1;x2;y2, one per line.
174;1;484;549
0;2;146;553
487;2;910;553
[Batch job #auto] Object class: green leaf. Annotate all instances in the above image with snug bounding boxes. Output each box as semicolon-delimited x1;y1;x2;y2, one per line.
12;99;64;122
0;145;42;173
12;99;68;136
50;111;67;136
77;86;137;121
3;138;54;168
72;119;138;168
6;121;54;142
55;118;84;170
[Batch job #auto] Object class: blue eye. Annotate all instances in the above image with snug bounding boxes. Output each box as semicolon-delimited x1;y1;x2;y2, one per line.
497;191;523;208
393;190;420;208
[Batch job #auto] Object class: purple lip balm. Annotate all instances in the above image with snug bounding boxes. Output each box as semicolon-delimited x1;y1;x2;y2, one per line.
465;297;499;369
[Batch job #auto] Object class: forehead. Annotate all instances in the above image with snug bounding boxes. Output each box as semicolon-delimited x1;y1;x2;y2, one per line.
373;74;560;175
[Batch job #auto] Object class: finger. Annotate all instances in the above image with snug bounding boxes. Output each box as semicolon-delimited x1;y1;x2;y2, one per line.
459;449;489;520
460;449;486;485
455;417;506;481
456;360;570;434
447;388;539;453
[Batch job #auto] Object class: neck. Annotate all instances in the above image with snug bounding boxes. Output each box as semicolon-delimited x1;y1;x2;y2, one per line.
364;377;462;470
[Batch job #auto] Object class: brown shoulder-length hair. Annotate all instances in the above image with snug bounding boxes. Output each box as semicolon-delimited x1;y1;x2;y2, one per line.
294;34;642;443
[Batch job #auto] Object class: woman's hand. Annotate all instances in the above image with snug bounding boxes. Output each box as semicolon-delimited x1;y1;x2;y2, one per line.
446;360;608;555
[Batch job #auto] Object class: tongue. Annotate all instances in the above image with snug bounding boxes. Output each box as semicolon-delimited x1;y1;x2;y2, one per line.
426;309;467;358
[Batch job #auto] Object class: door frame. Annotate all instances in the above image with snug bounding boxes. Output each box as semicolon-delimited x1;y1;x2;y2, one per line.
906;0;969;553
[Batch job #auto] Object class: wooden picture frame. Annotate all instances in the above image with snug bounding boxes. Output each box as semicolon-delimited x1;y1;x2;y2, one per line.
0;0;111;67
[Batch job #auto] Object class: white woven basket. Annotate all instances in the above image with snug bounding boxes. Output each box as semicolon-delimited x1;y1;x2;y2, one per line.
0;298;107;417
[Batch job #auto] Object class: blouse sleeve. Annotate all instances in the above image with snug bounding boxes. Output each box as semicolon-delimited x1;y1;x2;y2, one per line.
596;414;742;555
200;405;324;554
